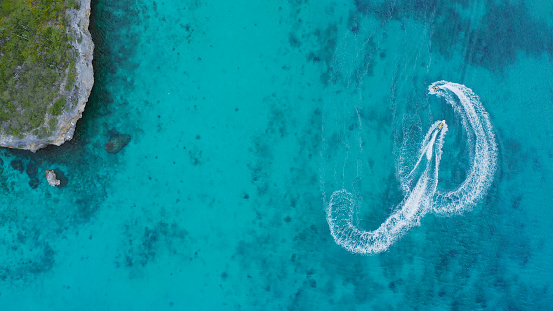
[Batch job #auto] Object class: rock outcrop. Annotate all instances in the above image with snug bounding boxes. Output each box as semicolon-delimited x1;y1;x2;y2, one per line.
105;129;131;154
0;0;94;152
45;170;61;187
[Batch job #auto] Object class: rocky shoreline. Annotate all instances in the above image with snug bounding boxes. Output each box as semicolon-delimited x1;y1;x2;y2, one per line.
0;0;94;152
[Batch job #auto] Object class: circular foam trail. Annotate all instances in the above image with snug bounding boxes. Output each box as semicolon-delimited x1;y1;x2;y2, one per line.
327;121;447;254
325;81;497;254
427;81;498;215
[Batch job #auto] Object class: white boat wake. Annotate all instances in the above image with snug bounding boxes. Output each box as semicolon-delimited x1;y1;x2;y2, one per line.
427;81;498;216
326;81;497;254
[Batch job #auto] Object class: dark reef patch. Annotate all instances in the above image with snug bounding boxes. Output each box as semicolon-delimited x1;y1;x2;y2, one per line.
356;0;553;72
25;161;38;178
28;177;39;189
88;0;142;121
284;0;338;86
10;159;24;173
0;225;55;282
430;8;470;59
105;129;132;154
464;1;553;72
116;220;188;270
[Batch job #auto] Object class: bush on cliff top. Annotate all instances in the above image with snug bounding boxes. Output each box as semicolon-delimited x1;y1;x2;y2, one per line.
0;0;78;137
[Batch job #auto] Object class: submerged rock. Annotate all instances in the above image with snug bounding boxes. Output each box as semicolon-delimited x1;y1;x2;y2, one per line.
10;160;24;173
105;133;131;154
26;161;38;178
29;177;40;189
45;170;61;187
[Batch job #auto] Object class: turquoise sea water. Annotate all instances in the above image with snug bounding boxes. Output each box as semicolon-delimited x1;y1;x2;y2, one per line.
1;0;553;309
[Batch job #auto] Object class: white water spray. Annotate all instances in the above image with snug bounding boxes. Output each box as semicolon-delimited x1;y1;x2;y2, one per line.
428;81;498;215
326;81;497;254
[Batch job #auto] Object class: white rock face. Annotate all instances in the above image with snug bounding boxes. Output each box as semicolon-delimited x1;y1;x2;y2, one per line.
52;0;95;148
45;170;61;187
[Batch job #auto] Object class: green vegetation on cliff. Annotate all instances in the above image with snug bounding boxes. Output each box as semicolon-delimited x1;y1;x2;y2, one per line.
0;0;79;138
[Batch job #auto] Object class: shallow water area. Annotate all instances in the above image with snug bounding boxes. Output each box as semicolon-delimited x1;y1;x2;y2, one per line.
1;0;553;310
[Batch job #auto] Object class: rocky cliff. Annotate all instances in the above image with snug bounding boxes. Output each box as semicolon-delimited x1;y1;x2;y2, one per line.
0;0;94;152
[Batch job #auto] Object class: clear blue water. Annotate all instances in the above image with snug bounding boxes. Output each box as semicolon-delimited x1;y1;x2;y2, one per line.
1;0;553;309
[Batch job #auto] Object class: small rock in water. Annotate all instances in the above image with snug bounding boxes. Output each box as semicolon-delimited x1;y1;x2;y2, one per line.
26;161;38;178
105;133;131;154
45;170;61;187
29;177;39;189
10;159;24;172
